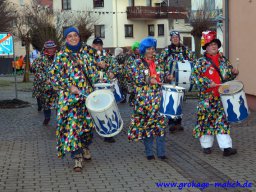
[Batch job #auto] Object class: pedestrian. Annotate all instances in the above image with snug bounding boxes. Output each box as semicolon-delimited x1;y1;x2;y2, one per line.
128;37;172;160
49;27;101;172
159;30;196;133
191;31;239;156
31;40;58;125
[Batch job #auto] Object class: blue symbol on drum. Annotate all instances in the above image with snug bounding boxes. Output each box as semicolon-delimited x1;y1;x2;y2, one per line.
226;96;249;122
160;94;183;116
95;111;121;135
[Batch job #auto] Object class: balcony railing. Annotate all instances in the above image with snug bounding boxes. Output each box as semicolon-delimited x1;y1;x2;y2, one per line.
127;6;187;20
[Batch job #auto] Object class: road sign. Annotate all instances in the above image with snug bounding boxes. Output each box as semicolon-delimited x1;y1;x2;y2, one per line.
0;33;14;56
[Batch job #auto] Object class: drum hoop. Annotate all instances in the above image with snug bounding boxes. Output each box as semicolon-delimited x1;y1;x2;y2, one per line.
86;90;115;112
218;81;244;96
93;83;113;88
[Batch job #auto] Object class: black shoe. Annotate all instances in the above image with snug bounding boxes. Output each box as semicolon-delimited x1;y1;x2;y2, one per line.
169;126;177;133
203;148;212;154
147;155;155;160
104;137;116;143
158;156;168;160
223;148;237;156
177;125;184;131
43;118;50;125
120;99;126;103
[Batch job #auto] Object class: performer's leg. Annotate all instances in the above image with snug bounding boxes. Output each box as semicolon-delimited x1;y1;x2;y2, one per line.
37;98;42;111
43;109;51;125
199;135;214;154
156;136;167;159
104;137;116;143
169;118;184;133
143;136;155;160
216;134;237;156
71;148;83;172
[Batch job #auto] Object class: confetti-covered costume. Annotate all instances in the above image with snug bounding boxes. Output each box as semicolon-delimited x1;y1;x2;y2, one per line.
128;55;169;141
31;54;58;110
191;53;237;138
159;44;196;128
124;53;140;106
49;45;102;158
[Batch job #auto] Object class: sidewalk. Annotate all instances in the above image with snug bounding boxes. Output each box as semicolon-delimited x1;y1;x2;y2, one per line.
0;76;255;192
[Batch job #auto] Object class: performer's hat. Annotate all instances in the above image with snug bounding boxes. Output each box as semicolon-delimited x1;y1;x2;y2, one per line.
63;27;79;39
92;37;103;45
139;37;157;55
170;30;180;38
201;31;221;50
44;40;57;49
131;41;140;51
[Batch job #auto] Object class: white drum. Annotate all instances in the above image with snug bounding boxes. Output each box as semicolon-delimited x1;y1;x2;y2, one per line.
174;60;194;91
111;78;125;103
86;90;123;137
159;84;185;118
93;83;114;92
218;80;250;123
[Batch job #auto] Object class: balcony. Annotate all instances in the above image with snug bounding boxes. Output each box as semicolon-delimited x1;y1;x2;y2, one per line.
127;6;187;20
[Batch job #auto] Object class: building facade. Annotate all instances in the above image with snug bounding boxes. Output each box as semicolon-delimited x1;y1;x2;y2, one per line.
224;0;256;111
53;0;190;49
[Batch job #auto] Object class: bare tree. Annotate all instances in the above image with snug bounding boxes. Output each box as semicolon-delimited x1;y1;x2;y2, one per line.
55;10;98;43
14;0;61;82
0;0;17;32
189;3;218;57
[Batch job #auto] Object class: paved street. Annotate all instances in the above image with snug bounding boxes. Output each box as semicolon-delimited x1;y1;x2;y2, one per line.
0;76;255;192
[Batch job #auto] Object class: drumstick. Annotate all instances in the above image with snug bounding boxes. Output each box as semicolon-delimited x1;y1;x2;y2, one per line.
234;58;239;70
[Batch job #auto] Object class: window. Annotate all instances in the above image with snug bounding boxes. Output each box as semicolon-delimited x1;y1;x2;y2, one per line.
148;25;154;36
204;0;215;10
93;0;104;8
94;25;105;38
183;37;192;50
146;0;152;6
62;0;71;10
125;25;133;37
158;24;164;36
128;0;135;6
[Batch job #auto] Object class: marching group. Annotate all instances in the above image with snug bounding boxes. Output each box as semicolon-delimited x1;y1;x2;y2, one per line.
31;26;239;172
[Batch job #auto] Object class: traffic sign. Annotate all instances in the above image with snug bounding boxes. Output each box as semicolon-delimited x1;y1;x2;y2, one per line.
0;33;14;56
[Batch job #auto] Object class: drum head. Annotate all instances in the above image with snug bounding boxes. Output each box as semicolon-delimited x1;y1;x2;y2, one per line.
86;90;114;112
218;81;243;95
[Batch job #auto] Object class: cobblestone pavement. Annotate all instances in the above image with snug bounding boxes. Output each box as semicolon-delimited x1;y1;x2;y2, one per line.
0;76;255;192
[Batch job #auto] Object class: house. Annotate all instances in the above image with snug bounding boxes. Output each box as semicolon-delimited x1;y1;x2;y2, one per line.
53;0;190;50
223;0;256;111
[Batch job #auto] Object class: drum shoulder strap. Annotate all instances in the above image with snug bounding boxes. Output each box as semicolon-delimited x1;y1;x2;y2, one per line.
68;52;94;89
205;55;224;83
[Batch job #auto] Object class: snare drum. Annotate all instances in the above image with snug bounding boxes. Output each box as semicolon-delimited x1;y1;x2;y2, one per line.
86;89;123;137
111;78;125;103
93;83;114;91
159;84;185;118
218;80;250;123
174;60;194;91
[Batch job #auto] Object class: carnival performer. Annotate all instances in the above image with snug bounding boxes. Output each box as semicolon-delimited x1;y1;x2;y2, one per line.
191;31;239;156
92;37;119;143
159;31;196;133
128;37;172;160
31;40;58;125
125;41;140;106
49;27;102;172
114;47;127;103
